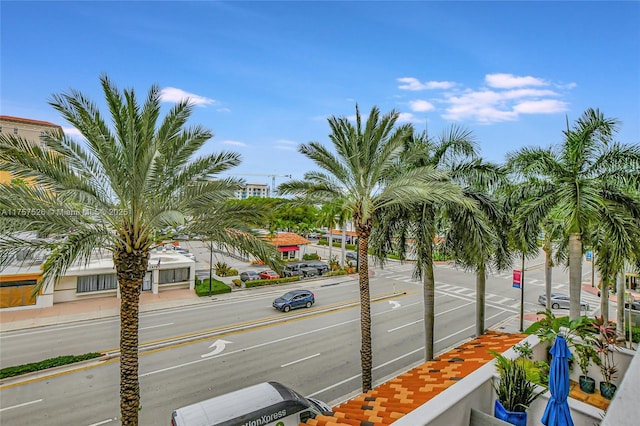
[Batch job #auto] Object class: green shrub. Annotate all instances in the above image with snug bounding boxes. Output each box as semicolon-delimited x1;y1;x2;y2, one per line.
195;278;232;296
0;352;102;379
324;270;348;277
303;253;321;260
232;278;243;287
244;276;300;288
625;326;640;343
214;261;236;277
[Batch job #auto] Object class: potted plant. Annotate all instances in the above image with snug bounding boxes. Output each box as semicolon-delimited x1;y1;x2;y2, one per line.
573;341;600;394
593;315;619;399
491;349;545;426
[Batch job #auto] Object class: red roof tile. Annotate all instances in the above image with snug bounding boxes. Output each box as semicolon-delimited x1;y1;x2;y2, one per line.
301;331;527;426
0;115;62;129
264;232;310;247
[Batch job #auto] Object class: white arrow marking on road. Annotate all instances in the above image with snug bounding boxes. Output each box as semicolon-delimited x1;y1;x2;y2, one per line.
389;300;401;309
201;339;232;358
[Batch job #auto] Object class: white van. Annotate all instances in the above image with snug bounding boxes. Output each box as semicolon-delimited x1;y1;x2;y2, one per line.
170;381;332;426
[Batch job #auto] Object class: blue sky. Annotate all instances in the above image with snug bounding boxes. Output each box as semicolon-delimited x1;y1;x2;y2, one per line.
2;1;639;186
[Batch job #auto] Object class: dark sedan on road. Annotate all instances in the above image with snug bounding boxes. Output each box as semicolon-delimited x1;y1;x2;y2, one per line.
538;293;589;311
273;290;315;312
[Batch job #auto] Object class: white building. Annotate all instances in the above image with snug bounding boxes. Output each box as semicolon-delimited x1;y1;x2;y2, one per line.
234;182;270;199
0;248;195;310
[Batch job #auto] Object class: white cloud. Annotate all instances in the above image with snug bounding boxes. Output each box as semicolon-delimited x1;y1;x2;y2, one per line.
396;112;425;123
513;99;569;114
222;140;246;147
160;87;216;106
396;73;574;123
63;127;84;138
409;100;435;112
485;73;547;89
397;77;456;91
275;139;298;151
216;107;231;113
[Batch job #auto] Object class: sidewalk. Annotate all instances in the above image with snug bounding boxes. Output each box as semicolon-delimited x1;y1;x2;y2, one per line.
0;289;206;332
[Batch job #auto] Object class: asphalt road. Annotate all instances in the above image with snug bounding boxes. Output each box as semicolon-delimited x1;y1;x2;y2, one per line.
0;244;603;425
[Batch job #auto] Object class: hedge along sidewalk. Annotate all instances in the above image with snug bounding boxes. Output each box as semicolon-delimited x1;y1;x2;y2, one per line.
0;352;103;382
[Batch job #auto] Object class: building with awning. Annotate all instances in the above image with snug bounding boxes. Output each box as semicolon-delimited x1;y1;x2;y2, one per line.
263;232;312;260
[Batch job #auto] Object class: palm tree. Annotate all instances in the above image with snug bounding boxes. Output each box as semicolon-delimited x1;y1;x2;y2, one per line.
371;126;482;359
279;105;468;390
0;75;278;425
506;108;640;319
442;159;510;337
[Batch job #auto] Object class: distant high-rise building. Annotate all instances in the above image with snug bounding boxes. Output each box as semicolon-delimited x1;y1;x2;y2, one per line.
0;115;63;184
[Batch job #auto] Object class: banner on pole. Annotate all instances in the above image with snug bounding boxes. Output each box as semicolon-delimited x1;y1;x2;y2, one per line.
513;269;521;289
586;250;593;262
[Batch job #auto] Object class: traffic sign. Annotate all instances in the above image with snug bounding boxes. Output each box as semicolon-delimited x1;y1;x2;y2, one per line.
513;269;521;289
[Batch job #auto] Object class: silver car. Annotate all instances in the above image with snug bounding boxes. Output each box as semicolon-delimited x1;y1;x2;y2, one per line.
538;293;589;310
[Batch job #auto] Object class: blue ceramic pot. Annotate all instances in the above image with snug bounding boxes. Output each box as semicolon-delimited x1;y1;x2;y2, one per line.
494;399;527;426
600;381;617;400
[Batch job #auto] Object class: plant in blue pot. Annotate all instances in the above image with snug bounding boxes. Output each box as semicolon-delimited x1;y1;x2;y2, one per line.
491;350;546;426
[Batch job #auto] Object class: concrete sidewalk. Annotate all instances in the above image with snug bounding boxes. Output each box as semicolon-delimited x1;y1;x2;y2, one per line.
0;289;207;332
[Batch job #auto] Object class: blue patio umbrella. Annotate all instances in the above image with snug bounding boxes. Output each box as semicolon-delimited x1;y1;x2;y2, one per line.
541;335;574;426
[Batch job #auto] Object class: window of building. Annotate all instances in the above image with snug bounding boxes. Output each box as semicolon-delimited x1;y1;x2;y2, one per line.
13;128;18;135
77;274;118;293
158;267;190;285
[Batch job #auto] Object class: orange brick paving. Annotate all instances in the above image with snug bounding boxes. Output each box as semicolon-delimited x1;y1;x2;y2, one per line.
302;331;528;426
568;380;610;411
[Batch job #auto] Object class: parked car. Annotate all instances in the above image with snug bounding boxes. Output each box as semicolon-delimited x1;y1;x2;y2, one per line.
259;270;280;280
308;232;320;239
239;271;260;282
538;293;589;310
624;300;640;311
273;289;315;312
346;252;358;261
175;249;196;261
282;263;318;278
304;260;330;275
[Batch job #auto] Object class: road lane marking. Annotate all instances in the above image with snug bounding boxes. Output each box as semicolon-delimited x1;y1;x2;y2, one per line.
387;301;475;332
87;418;117;426
281;353;320;367
140;323;174;330
0;399;43;412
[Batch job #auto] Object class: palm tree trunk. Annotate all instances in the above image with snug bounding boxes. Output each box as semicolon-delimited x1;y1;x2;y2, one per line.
475;264;486;337
601;274;610;321
617;270;625;337
356;226;373;392
341;221;347;266
423;242;435;361
568;233;583;320
543;244;553;311
114;249;149;426
328;231;333;264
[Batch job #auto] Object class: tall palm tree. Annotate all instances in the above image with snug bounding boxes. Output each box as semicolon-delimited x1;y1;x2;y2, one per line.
506;108;640;319
371;126;481;360
442;159;510;337
279;105;468;390
0;76;278;425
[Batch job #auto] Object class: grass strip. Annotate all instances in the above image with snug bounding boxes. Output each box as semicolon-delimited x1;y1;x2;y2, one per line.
1;352;103;379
